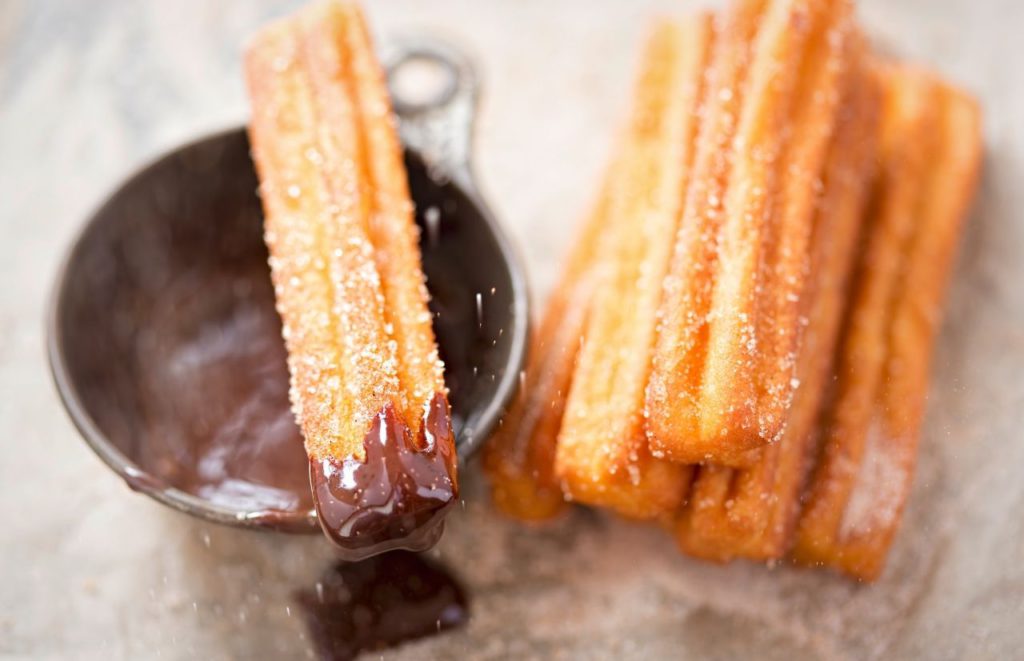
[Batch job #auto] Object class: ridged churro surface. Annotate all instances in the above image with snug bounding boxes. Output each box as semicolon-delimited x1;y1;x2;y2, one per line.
677;51;879;561
647;0;862;466
793;66;982;580
473;0;981;581
245;0;456;558
554;16;713;518
645;0;768;468
481;165;615;522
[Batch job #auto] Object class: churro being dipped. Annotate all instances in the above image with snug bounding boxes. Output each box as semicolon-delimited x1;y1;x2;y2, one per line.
793;66;982;580
677;55;879;561
647;0;858;466
245;0;457;558
482;168;618;522
555;16;713;518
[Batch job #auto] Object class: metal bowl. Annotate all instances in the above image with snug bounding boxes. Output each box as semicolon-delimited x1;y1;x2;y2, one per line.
47;38;528;533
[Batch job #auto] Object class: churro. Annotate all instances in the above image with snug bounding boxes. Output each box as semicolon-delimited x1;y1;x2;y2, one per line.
646;0;859;466
245;0;457;558
677;53;879;561
645;0;767;468
554;16;712;518
482;166;614;522
793;66;982;580
475;0;982;582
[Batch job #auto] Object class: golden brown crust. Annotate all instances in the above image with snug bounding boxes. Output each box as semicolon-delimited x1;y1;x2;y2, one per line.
676;44;879;561
645;0;769;467
245;0;451;466
326;2;447;428
554;16;713;518
753;54;880;558
647;0;872;467
792;66;982;580
697;0;825;456
751;0;855;447
482;166;614;522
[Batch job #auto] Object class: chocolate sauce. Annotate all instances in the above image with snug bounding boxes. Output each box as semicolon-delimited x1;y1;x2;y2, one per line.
134;264;313;515
296;551;468;660
311;394;458;560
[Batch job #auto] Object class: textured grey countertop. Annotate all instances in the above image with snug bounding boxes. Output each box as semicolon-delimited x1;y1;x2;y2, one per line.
2;1;1023;659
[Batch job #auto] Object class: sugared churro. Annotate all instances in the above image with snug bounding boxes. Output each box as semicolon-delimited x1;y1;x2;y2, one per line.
646;0;859;466
554;16;713;518
474;0;981;581
645;0;767;468
482;166;614;522
793;66;982;580
677;52;879;561
245;0;457;558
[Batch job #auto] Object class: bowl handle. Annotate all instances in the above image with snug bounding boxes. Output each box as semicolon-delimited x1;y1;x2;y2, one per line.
384;37;479;189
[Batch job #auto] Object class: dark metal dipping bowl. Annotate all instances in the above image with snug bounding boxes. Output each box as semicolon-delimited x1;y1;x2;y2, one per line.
47;39;528;533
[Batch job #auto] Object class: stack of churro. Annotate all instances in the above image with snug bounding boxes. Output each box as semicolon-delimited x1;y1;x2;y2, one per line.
484;0;982;580
792;66;982;580
246;0;457;559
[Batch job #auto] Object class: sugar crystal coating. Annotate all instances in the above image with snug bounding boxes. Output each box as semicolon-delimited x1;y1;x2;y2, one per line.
244;0;456;552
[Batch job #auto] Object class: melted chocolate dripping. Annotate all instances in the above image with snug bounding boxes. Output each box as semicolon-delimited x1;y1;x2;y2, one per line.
311;393;458;560
295;551;468;661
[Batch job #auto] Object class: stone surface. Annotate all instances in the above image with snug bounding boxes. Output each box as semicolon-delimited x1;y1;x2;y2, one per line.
2;0;1022;659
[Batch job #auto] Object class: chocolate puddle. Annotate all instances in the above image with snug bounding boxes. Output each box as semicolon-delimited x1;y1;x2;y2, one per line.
311;394;459;560
296;551;469;661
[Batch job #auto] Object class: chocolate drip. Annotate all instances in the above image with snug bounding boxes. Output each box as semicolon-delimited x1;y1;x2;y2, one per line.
295;551;468;660
311;393;458;560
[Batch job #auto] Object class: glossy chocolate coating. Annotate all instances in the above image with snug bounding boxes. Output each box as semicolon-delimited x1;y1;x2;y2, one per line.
311;395;458;560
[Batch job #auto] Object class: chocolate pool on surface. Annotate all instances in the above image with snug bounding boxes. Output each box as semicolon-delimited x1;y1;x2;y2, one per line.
296;551;469;661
